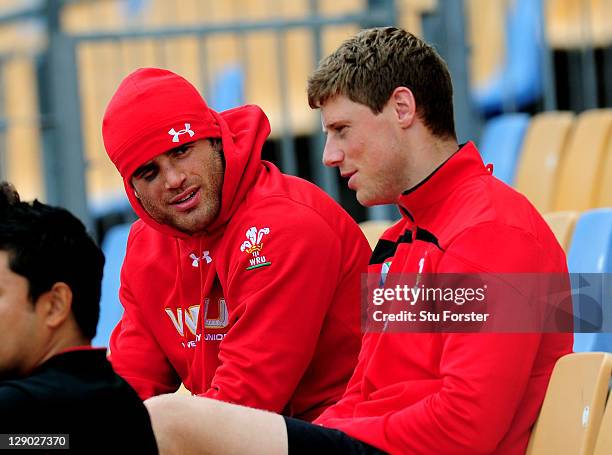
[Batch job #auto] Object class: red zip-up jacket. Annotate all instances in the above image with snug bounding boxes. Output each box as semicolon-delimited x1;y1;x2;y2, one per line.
108;105;370;421
316;142;573;453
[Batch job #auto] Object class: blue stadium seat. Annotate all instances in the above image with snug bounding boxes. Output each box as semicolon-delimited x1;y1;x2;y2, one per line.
478;113;530;185
472;0;543;114
568;209;612;352
92;223;132;347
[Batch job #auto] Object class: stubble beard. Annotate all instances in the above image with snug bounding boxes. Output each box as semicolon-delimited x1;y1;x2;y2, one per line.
158;178;223;235
140;150;225;235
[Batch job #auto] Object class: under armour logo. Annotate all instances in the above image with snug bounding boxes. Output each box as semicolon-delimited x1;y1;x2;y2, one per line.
190;251;212;267
168;123;195;143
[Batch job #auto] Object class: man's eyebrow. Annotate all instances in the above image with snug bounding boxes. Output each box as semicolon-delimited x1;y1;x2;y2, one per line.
323;120;345;132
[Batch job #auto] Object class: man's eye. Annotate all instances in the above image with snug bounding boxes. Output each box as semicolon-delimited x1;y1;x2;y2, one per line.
136;168;157;181
141;170;157;181
173;146;190;157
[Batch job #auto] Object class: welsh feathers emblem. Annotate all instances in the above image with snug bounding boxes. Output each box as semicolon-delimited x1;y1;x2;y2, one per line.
240;227;270;254
240;226;271;270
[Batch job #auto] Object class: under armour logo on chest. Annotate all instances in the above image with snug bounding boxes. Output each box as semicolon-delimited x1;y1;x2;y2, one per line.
168;123;195;143
190;251;212;267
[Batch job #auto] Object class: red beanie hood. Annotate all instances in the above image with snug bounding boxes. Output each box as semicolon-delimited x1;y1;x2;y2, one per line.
102;67;270;238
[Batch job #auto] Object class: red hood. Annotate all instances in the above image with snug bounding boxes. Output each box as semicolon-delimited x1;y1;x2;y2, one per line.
103;68;270;240
207;105;270;234
124;105;270;239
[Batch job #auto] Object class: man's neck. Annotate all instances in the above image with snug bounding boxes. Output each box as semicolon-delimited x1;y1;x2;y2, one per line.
403;130;459;191
35;330;91;369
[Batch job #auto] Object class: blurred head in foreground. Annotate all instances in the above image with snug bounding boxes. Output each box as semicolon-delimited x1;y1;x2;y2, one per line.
0;182;104;379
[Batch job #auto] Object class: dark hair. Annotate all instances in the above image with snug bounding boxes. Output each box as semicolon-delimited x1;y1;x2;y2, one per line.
0;182;104;340
308;27;456;140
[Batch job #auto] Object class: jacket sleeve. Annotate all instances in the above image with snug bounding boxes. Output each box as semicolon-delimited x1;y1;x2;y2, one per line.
197;199;366;416
108;230;181;400
384;223;570;454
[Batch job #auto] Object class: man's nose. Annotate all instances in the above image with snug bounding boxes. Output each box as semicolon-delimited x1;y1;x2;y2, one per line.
322;137;344;167
163;165;186;189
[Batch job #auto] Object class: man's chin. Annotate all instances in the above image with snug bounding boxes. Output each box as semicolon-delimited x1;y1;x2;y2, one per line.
172;221;209;236
167;213;218;236
356;192;392;208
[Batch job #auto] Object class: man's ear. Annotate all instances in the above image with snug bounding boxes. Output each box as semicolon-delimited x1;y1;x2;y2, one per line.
131;182;140;199
37;282;73;329
391;86;417;129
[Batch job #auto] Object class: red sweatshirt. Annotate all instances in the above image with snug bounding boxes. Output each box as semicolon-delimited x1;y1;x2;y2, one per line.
316;142;573;453
108;104;370;421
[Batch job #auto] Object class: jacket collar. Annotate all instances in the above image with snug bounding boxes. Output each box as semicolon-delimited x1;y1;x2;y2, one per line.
397;141;489;220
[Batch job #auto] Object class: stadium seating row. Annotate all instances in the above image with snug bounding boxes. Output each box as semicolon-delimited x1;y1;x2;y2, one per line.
2;0;609;204
546;0;612;50
467;0;612;113
479;109;612;213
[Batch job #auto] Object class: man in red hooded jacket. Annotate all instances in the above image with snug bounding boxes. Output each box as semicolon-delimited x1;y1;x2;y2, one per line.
143;28;572;455
102;67;370;421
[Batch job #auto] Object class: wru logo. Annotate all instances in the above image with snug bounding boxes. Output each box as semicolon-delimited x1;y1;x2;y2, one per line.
240;226;272;270
240;226;270;254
